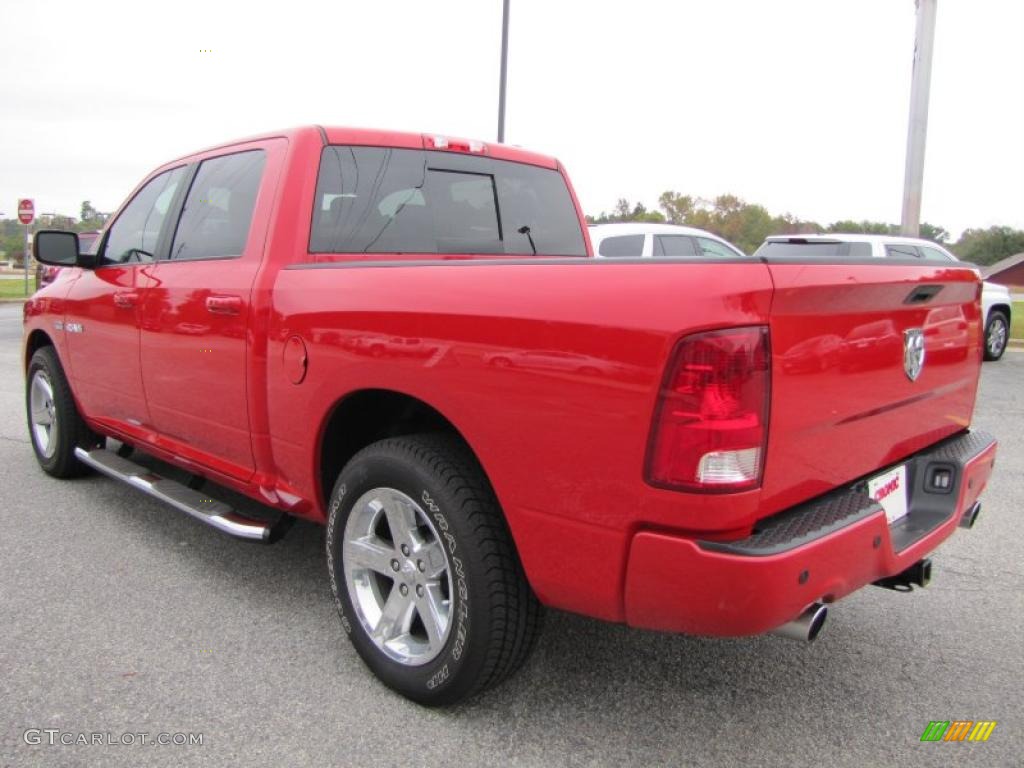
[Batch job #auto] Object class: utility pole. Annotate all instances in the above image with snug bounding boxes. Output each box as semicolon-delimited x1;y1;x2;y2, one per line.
497;0;510;143
900;0;937;237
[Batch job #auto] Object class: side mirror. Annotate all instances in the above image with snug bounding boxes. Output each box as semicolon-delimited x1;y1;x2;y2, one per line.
33;230;81;267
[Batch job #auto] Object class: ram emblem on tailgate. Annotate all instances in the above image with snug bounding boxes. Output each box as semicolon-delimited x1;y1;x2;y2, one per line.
903;328;926;382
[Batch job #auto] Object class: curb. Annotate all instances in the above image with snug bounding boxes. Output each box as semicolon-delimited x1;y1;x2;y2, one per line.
0;298;29;304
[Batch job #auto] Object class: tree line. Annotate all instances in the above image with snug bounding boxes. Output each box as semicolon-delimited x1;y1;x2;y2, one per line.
587;192;1024;267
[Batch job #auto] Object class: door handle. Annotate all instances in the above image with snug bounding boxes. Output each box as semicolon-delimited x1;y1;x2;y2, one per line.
113;291;138;309
205;295;243;316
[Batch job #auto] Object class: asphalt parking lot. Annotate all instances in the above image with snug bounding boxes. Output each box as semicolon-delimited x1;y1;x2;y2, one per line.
0;300;1020;768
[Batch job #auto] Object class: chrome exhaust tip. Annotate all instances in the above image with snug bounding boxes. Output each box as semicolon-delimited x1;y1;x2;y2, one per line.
960;501;981;529
771;603;828;643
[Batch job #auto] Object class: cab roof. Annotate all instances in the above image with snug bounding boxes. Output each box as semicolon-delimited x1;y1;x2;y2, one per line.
177;125;560;170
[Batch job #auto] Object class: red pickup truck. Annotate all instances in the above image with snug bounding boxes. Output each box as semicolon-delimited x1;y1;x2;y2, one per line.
26;126;996;705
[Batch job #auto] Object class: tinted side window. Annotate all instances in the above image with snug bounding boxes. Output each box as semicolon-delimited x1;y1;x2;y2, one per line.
885;244;921;259
103;167;186;264
598;235;644;257
310;146;586;256
696;236;742;258
170;151;266;261
919;246;955;262
653;235;697;257
848;242;873;257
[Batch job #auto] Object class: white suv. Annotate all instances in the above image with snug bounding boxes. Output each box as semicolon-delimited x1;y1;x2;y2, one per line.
589;223;746;259
756;234;1013;361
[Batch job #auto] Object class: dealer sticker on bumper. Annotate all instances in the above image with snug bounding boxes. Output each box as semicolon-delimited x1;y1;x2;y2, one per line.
868;464;909;524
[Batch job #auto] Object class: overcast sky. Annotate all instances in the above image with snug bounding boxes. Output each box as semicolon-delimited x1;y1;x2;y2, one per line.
1;0;1021;238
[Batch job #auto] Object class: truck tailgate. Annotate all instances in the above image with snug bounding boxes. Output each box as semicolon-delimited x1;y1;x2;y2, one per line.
760;262;983;514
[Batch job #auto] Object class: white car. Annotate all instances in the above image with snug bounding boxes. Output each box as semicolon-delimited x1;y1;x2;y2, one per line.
756;234;1013;361
588;222;746;259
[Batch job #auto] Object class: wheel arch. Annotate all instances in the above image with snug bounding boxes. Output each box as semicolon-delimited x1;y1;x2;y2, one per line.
987;303;1011;322
24;329;55;371
315;388;491;518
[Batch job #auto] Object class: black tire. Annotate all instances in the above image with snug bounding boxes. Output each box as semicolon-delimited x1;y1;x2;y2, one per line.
326;433;542;705
26;346;99;478
983;311;1009;361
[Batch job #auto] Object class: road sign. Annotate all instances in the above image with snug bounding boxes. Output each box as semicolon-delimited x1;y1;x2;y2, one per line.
18;199;34;225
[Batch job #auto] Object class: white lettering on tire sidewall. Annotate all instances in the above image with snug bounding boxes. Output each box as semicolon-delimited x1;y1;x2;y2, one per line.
422;489;469;689
326;483;352;634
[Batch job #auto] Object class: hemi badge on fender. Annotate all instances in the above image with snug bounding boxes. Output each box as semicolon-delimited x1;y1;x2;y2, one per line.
53;321;63;331
65;323;84;334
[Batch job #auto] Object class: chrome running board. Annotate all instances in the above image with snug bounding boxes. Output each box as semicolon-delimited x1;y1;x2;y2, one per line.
74;447;274;542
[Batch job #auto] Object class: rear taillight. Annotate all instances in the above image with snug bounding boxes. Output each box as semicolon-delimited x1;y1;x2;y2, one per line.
645;326;770;492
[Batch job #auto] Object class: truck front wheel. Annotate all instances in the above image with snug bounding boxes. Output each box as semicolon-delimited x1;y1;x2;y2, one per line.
26;347;98;478
325;433;542;705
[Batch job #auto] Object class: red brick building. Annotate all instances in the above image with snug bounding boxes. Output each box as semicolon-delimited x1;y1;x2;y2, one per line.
983;252;1024;289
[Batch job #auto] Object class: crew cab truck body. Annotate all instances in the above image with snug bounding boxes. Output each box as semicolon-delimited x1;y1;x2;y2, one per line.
26;126;997;704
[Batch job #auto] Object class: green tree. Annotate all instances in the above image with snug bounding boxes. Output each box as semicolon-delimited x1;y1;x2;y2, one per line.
773;213;823;235
629;202;665;223
612;198;631;220
589;198;665;224
1;232;26;262
664;193;784;254
587;192;968;256
826;220;897;235
708;196;774;254
952;226;1024;266
821;220;949;243
658;191;695;224
919;222;949;244
79;200;107;231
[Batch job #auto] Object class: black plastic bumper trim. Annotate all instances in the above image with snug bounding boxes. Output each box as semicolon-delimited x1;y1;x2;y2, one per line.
698;429;995;557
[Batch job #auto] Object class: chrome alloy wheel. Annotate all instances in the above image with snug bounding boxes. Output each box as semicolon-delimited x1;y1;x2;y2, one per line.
29;370;58;459
343;487;453;666
987;315;1007;357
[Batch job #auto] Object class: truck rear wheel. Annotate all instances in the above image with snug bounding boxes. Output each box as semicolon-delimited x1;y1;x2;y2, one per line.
26;347;98;478
326;433;542;705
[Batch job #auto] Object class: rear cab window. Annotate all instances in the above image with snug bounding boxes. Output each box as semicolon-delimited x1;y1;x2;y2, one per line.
310;147;586;256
